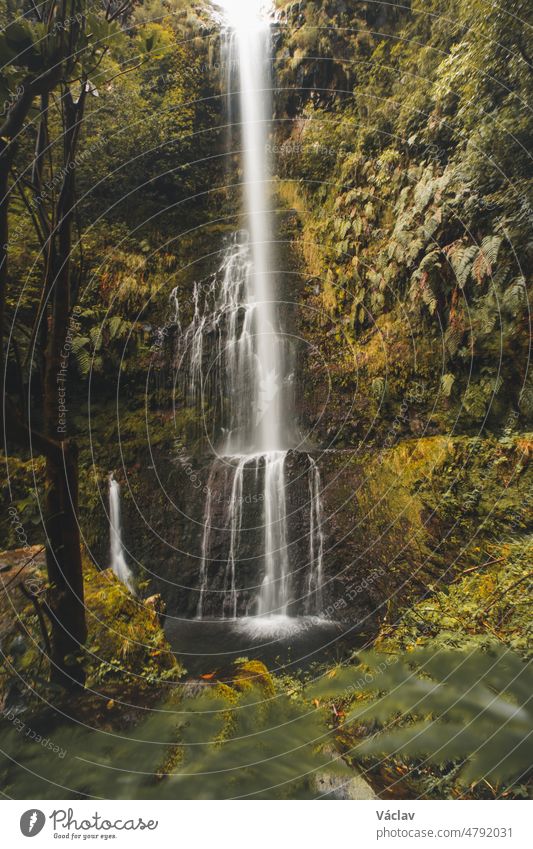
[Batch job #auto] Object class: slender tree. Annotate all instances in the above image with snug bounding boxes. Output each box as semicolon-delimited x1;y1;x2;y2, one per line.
0;1;134;686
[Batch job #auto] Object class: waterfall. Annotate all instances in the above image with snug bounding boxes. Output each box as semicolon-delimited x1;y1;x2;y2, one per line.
196;464;217;619
180;0;326;622
169;285;181;334
109;474;135;594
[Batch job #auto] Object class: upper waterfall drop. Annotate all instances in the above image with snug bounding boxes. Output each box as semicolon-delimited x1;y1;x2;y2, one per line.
220;0;285;455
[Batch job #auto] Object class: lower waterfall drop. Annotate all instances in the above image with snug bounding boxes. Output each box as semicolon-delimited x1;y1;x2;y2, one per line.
191;441;327;622
256;451;291;617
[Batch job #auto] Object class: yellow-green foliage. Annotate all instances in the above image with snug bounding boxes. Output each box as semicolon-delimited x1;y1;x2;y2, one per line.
206;661;276;744
376;536;533;657
232;659;276;697
323;434;532;626
0;454;46;548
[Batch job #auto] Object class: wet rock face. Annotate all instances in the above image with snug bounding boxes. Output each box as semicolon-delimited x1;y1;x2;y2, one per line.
109;450;212;619
111;445;378;628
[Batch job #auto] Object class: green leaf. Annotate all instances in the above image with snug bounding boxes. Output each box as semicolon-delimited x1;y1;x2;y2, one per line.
441;373;455;397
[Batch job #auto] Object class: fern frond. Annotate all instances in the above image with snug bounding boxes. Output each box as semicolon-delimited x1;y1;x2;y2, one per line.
448;243;477;288
70;336;92;376
315;648;533;786
502;277;527;315
472;235;503;283
441;373;455;397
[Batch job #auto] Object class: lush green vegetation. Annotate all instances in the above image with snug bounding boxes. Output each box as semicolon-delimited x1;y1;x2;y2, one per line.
275;0;532;436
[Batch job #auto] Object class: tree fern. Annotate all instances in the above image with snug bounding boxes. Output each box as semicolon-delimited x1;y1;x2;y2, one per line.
108;315;129;340
89;324;104;351
502;276;527;315
462;383;488;419
70;335;92;376
518;377;533;419
444;322;465;357
413;173;435;213
421;249;442;270
472;295;498;338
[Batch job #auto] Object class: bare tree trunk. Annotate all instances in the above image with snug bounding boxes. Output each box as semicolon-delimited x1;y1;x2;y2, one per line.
0;73;88;689
45;441;87;687
42;86;88;688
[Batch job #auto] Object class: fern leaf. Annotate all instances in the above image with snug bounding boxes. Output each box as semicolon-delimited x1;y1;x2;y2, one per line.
108;315;125;339
502;277;527;314
441;373;455;397
335;648;533;786
472;235;503;283
449;244;477;288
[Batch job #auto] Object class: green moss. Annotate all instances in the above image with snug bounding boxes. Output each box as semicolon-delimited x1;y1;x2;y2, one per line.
83;558;181;690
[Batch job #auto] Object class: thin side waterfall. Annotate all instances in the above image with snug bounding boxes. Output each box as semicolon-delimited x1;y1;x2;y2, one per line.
196;464;217;619
305;457;325;613
173;1;326;622
109;474;135;594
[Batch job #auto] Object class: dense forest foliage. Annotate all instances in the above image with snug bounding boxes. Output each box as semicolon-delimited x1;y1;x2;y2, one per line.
0;0;531;801
274;0;532;435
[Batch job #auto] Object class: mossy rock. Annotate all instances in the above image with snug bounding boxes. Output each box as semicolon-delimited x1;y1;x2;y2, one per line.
232;660;276;697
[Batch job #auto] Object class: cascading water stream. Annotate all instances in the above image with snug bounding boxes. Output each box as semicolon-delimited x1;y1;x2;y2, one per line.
109;474;135;594
304;457;325;613
173;0;326;624
256;450;291;616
